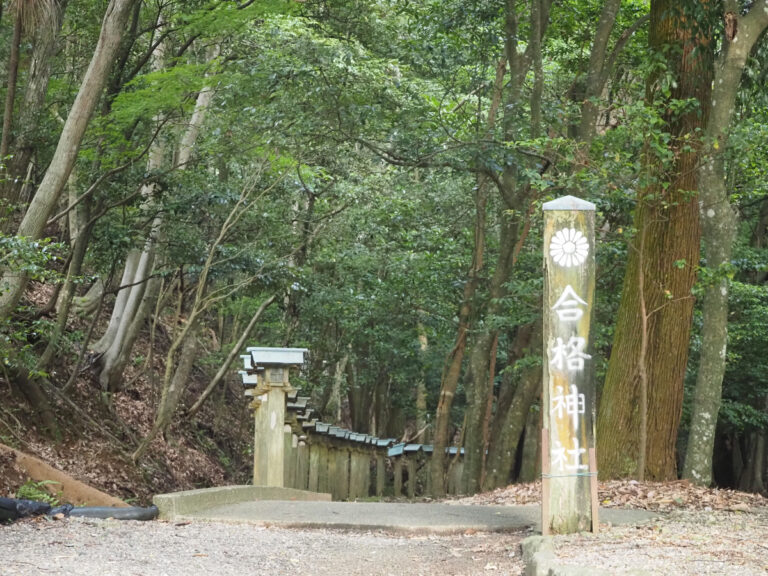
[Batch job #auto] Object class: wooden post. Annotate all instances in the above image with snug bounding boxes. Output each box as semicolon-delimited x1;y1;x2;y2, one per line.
589;447;599;533
297;440;309;490
393;458;403;497
541;429;550;537
308;442;321;492
542;196;597;534
317;443;330;495
252;372;288;487
406;457;416;499
375;453;385;497
283;427;295;488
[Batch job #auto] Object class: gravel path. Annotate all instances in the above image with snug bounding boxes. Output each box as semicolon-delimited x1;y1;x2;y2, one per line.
0;517;526;576
552;507;768;575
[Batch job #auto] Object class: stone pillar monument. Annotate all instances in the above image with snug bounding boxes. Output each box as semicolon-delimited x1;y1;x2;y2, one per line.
240;347;308;487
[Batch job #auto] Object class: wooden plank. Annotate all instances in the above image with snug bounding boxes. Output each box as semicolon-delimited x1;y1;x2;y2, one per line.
297;440;309;490
283;428;294;488
334;447;350;501
393;458;403;497
317;443;330;495
349;450;370;500
308;442;321;492
406;457;416;499
327;447;339;500
375;454;385;497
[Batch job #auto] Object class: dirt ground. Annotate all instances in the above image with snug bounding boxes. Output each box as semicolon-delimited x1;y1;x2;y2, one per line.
552;507;768;575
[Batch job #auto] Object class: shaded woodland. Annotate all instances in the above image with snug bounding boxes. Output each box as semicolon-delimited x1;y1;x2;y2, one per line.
1;0;768;499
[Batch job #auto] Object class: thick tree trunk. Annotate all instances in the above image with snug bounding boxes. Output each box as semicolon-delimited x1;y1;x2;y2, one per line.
518;406;541;482
0;0;140;318
597;0;714;480
463;213;521;493
484;365;541;490
483;322;541;490
93;250;141;354
683;1;768;487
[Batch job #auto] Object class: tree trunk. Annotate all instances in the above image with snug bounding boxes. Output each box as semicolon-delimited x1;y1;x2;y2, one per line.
461;0;552;495
93;250;141;354
484;365;541;490
597;0;714;480
683;1;768;487
463;213;521;493
1;0;69;225
0;0;140;318
483;322;541;490
37;214;94;372
0;11;23;164
518;405;541;483
430;178;487;497
325;354;348;424
133;319;201;461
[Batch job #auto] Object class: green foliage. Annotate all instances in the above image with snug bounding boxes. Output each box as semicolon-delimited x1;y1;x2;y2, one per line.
0;235;64;284
16;480;61;506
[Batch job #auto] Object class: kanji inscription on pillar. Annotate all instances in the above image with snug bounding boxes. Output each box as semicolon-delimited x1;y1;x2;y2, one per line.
542;195;597;535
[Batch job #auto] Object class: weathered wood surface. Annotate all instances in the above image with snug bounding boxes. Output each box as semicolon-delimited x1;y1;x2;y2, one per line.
375;454;385;497
393;458;403;497
296;441;309;490
283;428;295;488
407;457;416;499
349;450;370;500
252;385;288;487
542;196;597;534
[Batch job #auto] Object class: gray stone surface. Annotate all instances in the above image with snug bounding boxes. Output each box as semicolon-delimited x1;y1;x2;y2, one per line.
163;492;657;535
153;485;331;520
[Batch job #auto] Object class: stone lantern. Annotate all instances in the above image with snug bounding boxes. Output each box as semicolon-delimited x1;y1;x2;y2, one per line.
240;347;308;487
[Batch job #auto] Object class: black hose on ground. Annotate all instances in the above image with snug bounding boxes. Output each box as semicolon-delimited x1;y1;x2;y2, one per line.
67;505;159;521
0;497;158;522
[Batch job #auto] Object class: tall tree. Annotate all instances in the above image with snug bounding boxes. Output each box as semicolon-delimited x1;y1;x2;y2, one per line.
461;0;553;494
597;0;715;480
683;1;768;486
0;0;141;318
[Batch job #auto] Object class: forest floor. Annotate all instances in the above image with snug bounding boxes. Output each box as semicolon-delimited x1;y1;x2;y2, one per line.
454;482;768;575
1;284;254;505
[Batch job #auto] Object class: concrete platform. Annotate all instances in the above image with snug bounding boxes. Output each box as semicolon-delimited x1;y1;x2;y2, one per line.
157;493;659;534
153;486;331;520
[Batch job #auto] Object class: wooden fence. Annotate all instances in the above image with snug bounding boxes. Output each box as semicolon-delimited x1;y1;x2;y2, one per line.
276;389;465;500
